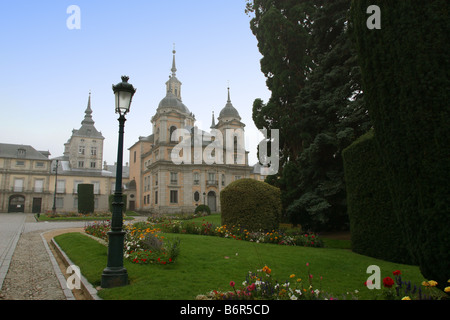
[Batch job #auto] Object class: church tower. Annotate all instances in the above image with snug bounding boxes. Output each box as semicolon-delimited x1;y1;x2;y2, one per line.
151;48;195;146
64;92;105;170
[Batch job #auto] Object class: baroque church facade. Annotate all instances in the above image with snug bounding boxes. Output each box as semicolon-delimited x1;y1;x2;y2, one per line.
127;50;264;214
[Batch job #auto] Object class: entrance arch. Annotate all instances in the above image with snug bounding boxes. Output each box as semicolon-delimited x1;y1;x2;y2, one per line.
207;191;216;212
9;195;25;213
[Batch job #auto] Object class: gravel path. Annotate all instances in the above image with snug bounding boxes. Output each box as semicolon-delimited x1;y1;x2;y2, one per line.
0;214;147;300
0;230;67;300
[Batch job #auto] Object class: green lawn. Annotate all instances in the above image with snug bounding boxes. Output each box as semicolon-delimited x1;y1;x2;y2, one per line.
54;230;427;300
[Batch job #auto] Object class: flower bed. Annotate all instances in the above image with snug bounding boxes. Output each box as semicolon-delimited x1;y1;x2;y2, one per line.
366;270;449;300
157;219;323;248
197;263;356;300
84;220;180;265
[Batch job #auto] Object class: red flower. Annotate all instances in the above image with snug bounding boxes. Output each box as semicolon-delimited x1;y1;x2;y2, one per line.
393;270;401;276
230;281;235;287
383;277;395;288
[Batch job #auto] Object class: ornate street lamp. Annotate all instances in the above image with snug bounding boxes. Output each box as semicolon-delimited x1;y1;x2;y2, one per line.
52;159;59;214
101;76;136;288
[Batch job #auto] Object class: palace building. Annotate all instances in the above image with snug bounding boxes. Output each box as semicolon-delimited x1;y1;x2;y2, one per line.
127;50;264;214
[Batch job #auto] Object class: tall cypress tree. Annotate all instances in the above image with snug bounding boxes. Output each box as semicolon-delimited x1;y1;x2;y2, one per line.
248;0;371;230
247;0;315;165
351;0;450;289
287;1;371;231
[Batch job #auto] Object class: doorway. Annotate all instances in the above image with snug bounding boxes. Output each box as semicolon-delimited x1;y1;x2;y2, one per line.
32;198;42;214
9;195;25;213
207;191;216;212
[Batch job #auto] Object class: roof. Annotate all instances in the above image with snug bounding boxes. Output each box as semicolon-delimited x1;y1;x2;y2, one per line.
218;88;241;121
50;159;129;178
0;143;51;161
72;93;104;139
157;91;190;114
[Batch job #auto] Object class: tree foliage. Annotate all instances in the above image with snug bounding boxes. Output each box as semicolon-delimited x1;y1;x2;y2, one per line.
247;0;371;231
350;0;450;289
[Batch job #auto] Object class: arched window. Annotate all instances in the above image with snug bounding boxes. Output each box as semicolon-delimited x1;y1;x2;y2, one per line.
170;126;177;142
194;191;200;202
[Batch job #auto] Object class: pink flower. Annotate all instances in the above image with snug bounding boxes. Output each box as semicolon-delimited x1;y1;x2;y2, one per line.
230;281;235;287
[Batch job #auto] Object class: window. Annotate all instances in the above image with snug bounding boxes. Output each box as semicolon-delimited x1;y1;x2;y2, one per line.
16;161;25;166
155;191;158;204
17;148;26;157
207;173;217;186
90;161;96;168
170;126;177;142
56;197;64;209
134;151;137;163
92;182;100;195
170;190;178;204
14;179;24;192
78;161;84;168
194;191;200;202
193;172;200;185
170;172;178;185
36;162;45;168
222;174;225;186
91;147;97;156
79;146;85;155
56;180;65;194
34;179;44;193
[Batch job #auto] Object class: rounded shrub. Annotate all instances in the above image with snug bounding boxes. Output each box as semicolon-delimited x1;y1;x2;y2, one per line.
195;204;211;215
220;178;281;232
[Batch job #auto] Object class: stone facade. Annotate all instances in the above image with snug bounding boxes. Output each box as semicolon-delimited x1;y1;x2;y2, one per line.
127;50;265;214
0;144;52;213
0;94;129;214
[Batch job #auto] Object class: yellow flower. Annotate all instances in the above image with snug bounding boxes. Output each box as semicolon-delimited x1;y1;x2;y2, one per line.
262;266;272;274
401;296;411;300
297;278;302;282
428;280;438;287
422;281;430;287
290;274;296;278
444;287;450;293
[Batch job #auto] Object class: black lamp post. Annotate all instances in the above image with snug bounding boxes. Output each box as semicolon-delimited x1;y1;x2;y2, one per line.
52;159;59;214
101;76;136;288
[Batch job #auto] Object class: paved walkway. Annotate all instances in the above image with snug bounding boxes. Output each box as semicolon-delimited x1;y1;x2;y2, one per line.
0;213;148;300
0;213;90;300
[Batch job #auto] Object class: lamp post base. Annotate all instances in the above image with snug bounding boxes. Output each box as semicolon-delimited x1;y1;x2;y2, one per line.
101;229;128;288
101;267;128;288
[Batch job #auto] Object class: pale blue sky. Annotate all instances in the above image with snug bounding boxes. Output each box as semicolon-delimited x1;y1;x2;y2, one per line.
0;0;270;165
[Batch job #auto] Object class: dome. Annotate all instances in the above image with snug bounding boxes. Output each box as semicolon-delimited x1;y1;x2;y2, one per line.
157;91;190;114
219;102;241;120
218;88;241;120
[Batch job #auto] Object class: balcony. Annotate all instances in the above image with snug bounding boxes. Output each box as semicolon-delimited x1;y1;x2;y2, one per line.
206;180;218;186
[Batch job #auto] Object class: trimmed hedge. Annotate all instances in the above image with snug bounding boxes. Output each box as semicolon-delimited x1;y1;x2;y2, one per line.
351;0;450;288
220;178;281;232
342;130;414;264
78;184;94;214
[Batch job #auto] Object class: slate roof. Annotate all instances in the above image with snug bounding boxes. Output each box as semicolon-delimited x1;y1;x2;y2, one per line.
0;143;51;160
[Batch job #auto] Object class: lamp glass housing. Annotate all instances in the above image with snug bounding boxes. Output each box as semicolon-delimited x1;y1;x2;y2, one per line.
115;90;132;115
113;76;136;116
